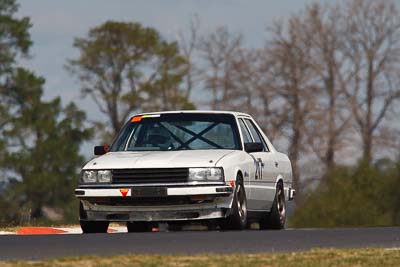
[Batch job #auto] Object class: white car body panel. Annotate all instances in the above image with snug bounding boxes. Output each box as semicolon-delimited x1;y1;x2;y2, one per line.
76;110;293;223
84;150;236;169
77;186;232;197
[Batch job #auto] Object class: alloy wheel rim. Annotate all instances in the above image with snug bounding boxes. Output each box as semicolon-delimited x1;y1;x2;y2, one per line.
236;184;247;222
277;188;286;224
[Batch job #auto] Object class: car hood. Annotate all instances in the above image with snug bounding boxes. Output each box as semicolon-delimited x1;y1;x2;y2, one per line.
83;150;236;169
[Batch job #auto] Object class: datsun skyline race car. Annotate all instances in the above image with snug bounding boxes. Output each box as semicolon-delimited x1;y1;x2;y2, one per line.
75;111;295;233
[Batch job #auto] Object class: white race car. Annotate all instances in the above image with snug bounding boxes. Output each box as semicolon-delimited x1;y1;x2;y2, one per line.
75;111;294;233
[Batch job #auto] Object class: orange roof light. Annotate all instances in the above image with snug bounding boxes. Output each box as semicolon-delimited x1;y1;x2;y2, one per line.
131;116;142;122
131;114;160;122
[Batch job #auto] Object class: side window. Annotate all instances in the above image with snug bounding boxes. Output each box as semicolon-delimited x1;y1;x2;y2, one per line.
244;119;270;152
238;119;253;144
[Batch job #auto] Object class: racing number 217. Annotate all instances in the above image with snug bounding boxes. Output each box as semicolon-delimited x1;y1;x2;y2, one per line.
255;158;263;180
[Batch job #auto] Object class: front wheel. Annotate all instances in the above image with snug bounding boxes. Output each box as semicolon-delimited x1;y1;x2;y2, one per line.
220;178;248;230
80;220;109;233
168;223;184;231
127;222;153;232
259;182;286;230
79;202;109;233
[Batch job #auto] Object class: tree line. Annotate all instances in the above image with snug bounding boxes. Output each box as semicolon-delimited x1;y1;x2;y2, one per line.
0;0;92;224
0;0;399;226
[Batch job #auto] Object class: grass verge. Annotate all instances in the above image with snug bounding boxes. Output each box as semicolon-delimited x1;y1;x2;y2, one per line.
1;248;400;267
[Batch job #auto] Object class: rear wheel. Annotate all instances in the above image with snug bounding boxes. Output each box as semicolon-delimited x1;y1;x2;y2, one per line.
259;182;286;230
127;222;153;232
220;177;248;230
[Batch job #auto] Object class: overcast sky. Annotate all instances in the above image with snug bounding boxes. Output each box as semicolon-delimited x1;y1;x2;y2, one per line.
17;0;339;117
15;0;400;155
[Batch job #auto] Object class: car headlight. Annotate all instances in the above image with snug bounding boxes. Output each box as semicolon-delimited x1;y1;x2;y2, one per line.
97;170;112;183
81;170;97;183
188;168;224;182
80;170;111;184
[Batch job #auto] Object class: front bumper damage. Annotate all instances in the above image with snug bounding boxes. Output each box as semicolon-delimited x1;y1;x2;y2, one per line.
76;185;234;222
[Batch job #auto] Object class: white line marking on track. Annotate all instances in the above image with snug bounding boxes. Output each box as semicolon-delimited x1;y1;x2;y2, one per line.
0;231;16;235
0;226;128;235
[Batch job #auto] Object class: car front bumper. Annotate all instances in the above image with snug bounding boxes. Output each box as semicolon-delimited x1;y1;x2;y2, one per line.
76;185;234;222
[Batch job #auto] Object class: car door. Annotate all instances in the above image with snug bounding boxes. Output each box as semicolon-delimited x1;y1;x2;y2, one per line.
240;118;276;211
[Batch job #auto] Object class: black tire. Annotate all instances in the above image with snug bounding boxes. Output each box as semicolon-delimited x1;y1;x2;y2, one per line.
80;220;109;233
220;177;248;230
127;222;153;232
168;223;183;231
259;182;286;230
79;201;109;233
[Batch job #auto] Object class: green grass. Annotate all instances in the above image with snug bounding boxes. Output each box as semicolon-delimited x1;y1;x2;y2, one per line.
1;248;400;267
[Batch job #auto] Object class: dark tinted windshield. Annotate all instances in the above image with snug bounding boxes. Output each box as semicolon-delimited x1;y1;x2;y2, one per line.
110;113;241;151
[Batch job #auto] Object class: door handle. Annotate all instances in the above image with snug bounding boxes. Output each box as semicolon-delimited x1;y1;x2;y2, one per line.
275;162;279;168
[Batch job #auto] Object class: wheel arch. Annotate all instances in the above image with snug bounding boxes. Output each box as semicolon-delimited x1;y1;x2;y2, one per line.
275;175;290;201
236;169;243;182
275;175;284;188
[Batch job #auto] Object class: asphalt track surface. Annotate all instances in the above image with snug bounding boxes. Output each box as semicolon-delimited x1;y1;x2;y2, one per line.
1;227;400;260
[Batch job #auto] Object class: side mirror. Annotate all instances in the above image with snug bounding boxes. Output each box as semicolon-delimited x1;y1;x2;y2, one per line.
94;145;110;156
244;142;264;153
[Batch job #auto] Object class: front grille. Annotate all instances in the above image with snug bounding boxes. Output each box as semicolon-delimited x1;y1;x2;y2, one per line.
112;168;189;184
89;196;213;206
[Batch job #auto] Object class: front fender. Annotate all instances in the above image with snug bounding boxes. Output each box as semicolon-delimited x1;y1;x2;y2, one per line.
215;151;252;184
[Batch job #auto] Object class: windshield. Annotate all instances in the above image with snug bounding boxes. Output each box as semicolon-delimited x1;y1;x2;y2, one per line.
110;113;241;152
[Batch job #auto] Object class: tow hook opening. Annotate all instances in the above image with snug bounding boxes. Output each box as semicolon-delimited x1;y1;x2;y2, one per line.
106;213;129;220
